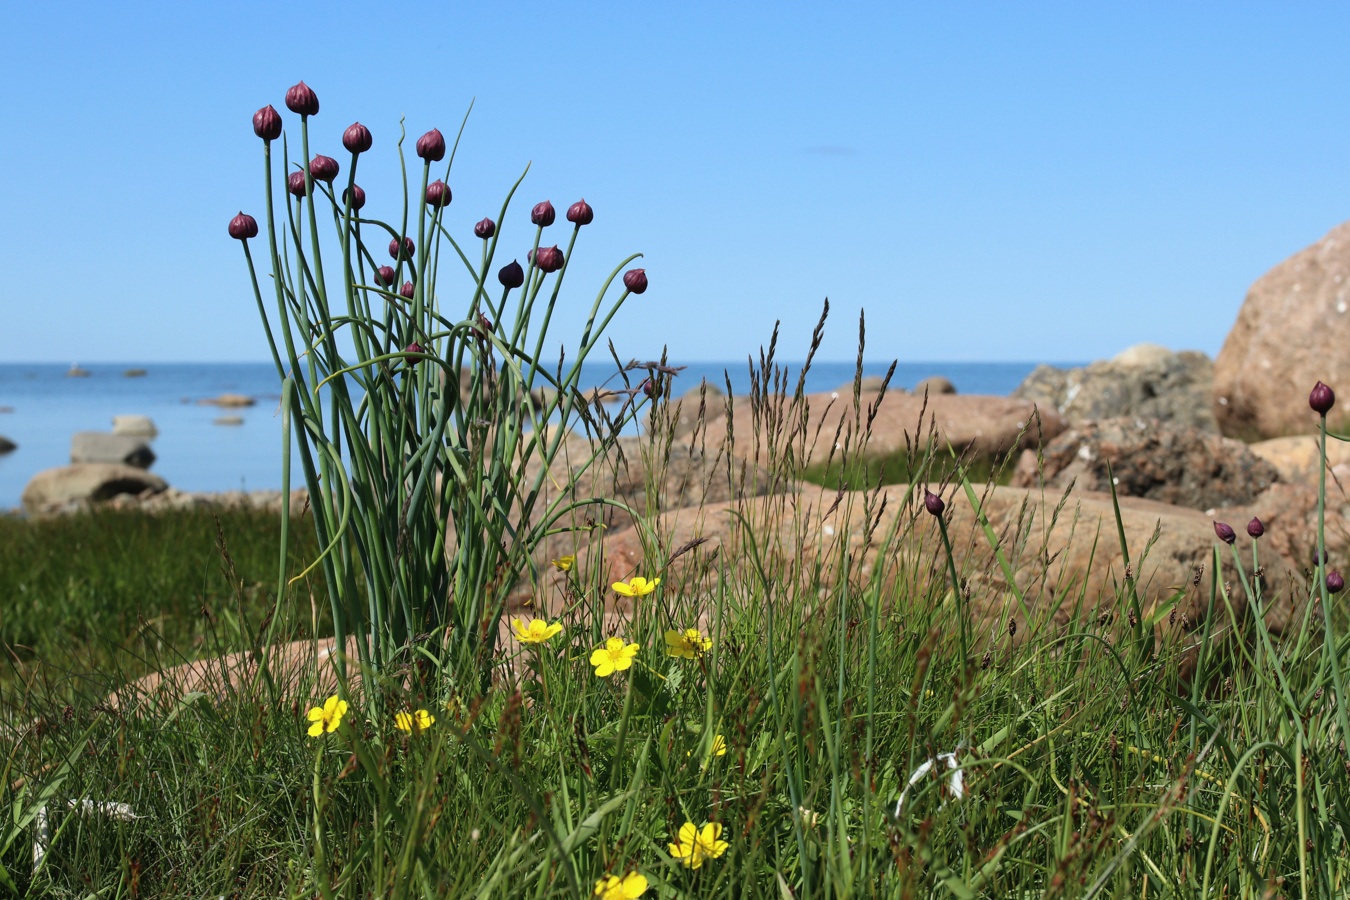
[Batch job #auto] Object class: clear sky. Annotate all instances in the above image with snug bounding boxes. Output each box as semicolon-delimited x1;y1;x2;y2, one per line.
3;2;1348;364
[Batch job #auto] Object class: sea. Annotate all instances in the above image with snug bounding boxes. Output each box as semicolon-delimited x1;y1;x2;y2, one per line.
0;361;1080;511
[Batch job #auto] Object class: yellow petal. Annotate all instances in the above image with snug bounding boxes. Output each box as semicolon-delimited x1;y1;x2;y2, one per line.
307;706;326;722
544;622;563;639
307;721;324;737
622;872;648;897
612;581;635;597
510;618;529;640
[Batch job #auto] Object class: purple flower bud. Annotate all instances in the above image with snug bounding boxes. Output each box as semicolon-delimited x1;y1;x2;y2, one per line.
415;128;445;162
342;122;372;154
308;155;339;183
1328;571;1345;594
228;212;258;240
531;200;555;226
532;245;564;273
1311;381;1336;416
425;180;452;208
1247;517;1265;539
284;81;319;117
252;105;282;141
566;199;594;226
406;341;424;355
622;268;648;294
474;217;495;239
924;490;944;516
498;260;525;289
342;184;366;210
1315;548;1329;566
389;237;415;260
1213;521;1236;545
400;281;415;299
375;266;396;286
287;171;308;198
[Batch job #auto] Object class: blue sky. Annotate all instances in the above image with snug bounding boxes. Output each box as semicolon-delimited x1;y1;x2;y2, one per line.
2;2;1348;364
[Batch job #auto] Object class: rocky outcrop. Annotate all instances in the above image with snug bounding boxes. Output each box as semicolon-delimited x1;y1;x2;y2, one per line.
1012;418;1280;510
914;376;956;396
1214;221;1350;440
112;415;158;438
22;464;167;513
70;432;156;469
1247;435;1350;489
1014;344;1216;431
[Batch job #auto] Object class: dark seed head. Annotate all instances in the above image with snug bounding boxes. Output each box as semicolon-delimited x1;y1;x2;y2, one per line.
924;490;944;517
252;105;282;141
1247;517;1265;539
284;81;319;117
375;266;396;286
1329;571;1345;594
425;180;452;208
399;281;415;299
228;212;258;240
533;245;564;273
415;128;445;162
342;184;366;210
566;199;594;226
1213;521;1236;544
342;122;372;154
622;268;648;294
389;237;415;260
309;155;339;183
287;171;308;198
498;260;525;289
474;217;495;239
1311;381;1336;416
531;200;555;226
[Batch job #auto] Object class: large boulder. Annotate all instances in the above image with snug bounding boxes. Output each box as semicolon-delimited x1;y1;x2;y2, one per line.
22;464;167;513
112;415;157;438
1012;418;1280;511
697;390;1064;471
1013;344;1216;430
70;432;155;468
1213;221;1350;440
1247;435;1350;488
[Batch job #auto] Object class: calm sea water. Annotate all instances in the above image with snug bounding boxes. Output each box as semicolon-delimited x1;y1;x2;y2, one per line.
0;361;1074;511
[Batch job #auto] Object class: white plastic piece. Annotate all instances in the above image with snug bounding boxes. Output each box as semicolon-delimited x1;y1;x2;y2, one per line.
33;799;139;872
893;751;964;818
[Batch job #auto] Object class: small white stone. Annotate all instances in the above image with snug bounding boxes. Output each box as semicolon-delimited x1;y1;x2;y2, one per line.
1112;477;1119;485
823;524;835;536
1218;396;1228;406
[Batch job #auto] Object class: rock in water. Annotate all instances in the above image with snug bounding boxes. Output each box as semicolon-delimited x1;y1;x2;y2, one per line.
1214;221;1350;440
1013;344;1216;431
70;432;156;469
22;464;168;513
198;394;255;408
0;436;14;454
112;415;158;438
123;368;148;378
1011;417;1279;510
914;375;956;396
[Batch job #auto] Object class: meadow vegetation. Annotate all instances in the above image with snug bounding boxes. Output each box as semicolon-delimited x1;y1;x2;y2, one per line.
0;82;1347;898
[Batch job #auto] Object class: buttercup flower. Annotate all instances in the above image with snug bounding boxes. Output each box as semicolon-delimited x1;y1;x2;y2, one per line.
668;821;729;869
306;695;347;737
709;734;727;757
665;627;711;659
590;637;640;677
511;617;563;644
394;709;435;733
593;872;647;899
612;576;659;598
550;555;575;572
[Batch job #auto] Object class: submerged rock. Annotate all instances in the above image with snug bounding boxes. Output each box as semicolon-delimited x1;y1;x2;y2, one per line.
112;415;158;438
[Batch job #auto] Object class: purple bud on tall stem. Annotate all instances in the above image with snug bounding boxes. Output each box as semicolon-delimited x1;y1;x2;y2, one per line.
1247;517;1265;539
425;180;452;208
343;185;366;210
531;200;555;226
389;237;415;260
474;218;495;239
1311;381;1336;416
253;105;282;141
924;490;944;517
1328;571;1345;594
228;212;258;240
399;282;416;299
415;128;445;162
284;81;319;116
533;245;564;273
287;171;308;198
342;122;372;154
376;266;396;286
622;268;648;294
498;260;524;289
308;155;339;182
1213;521;1236;545
566;199;594;225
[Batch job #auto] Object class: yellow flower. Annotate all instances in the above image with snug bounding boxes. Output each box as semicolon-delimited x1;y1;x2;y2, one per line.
710;733;727;757
551;555;575;572
589;637;640;677
394;709;435;733
511;617;563;644
664;627;711;659
668;821;729;869
612;576;660;598
306;695;347;737
593;871;648;899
